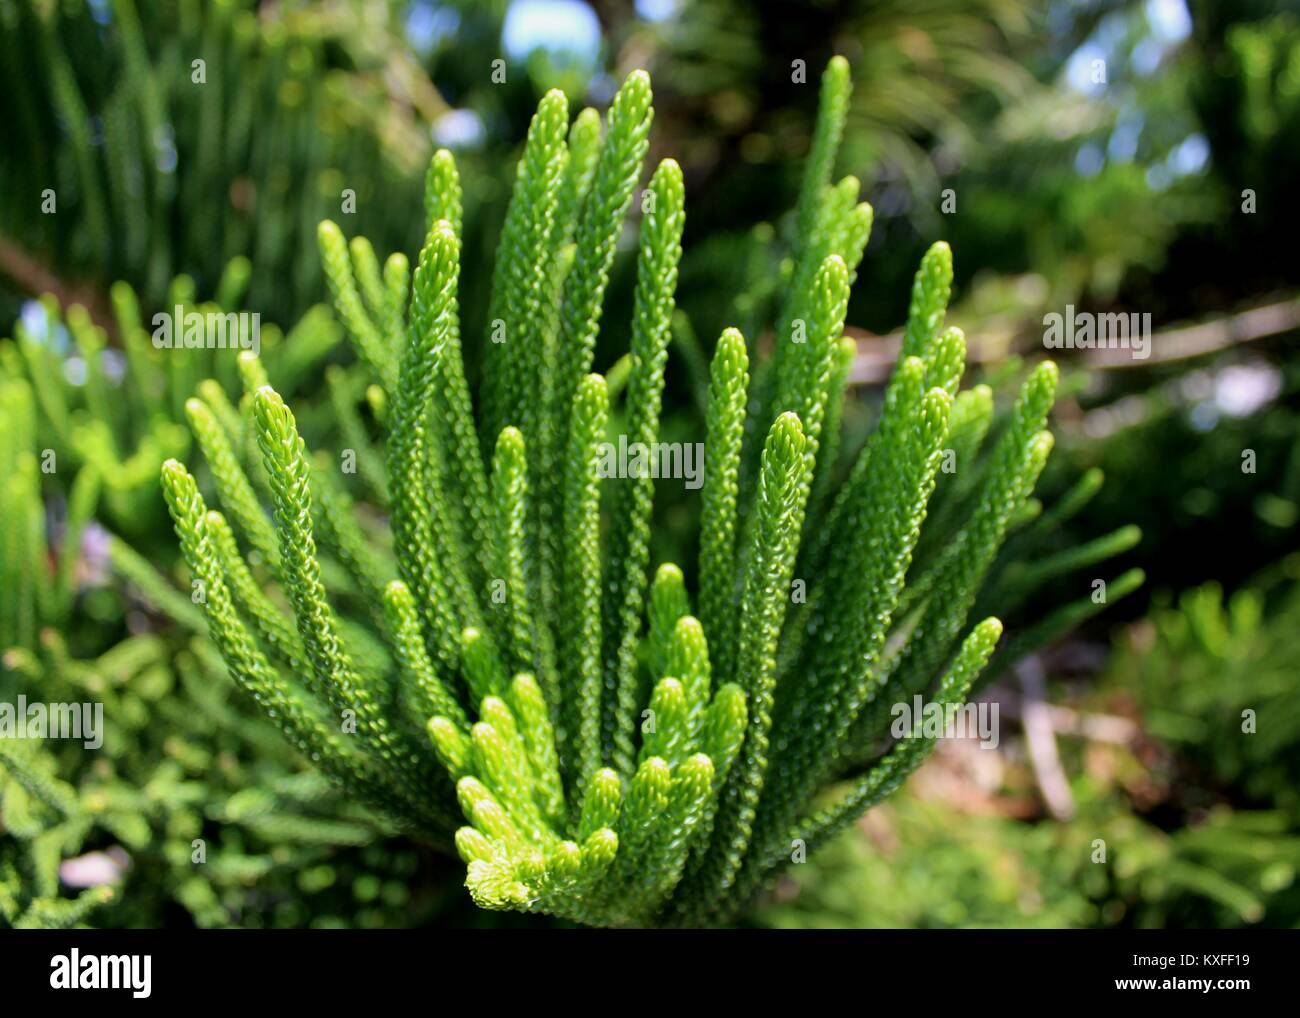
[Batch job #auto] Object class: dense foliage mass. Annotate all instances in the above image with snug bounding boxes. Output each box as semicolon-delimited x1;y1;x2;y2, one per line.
151;59;1135;925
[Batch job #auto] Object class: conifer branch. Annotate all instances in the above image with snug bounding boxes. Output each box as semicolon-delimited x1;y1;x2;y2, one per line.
161;57;1139;927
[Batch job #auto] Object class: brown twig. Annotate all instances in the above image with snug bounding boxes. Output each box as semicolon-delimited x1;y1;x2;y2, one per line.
0;232;115;333
996;689;1139;745
846;296;1300;385
1015;655;1075;821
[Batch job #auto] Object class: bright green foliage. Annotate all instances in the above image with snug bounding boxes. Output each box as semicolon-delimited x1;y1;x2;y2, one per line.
559;374;609;803
167;59;1136;926
540;72;655;628
0;379;49;656
697;329;749;687
0;740;116;928
680;413;807;911
1;267;344;547
793;56;852;263
0;268;420;929
319;221;397;394
602;156;686;775
480;89;570;447
0;629;411;929
0;587;430;929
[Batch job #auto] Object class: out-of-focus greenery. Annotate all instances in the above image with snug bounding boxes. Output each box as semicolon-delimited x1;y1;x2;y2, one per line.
759;556;1300;930
0;274;464;928
757;783;1300;929
0;0;537;327
0;0;425;323
1115;556;1300;815
1039;354;1300;605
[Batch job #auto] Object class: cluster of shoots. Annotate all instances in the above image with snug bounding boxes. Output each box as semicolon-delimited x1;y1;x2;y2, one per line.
159;57;1138;926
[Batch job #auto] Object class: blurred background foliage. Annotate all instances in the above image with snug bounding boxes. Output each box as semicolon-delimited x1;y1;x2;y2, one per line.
1;0;1297;927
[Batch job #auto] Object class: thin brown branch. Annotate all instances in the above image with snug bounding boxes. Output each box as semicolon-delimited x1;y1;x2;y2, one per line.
1016;656;1075;821
0;233;115;333
847;296;1300;385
